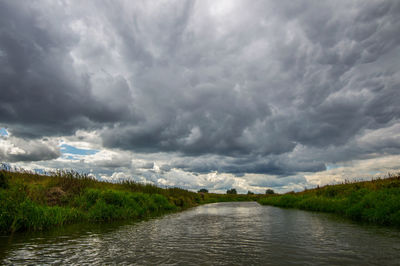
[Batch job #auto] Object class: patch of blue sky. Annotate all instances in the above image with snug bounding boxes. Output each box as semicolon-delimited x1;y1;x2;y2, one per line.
34;168;46;174
0;128;8;136
368;170;381;175
60;144;99;156
326;164;341;170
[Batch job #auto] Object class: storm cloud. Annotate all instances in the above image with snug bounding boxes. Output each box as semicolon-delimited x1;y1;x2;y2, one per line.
0;135;60;162
0;0;399;192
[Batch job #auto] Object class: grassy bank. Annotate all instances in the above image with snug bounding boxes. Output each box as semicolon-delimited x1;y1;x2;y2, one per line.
258;174;400;226
0;170;255;233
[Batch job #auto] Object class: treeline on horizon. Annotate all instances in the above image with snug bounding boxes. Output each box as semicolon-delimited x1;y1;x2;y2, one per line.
258;173;400;227
0;169;260;233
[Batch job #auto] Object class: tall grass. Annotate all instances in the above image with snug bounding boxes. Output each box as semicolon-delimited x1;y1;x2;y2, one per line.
0;169;256;233
258;174;400;226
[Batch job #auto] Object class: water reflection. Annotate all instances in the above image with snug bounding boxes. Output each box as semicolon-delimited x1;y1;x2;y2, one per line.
1;202;400;265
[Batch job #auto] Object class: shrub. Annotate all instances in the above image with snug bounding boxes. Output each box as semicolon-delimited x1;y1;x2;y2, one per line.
266;189;274;195
227;188;237;194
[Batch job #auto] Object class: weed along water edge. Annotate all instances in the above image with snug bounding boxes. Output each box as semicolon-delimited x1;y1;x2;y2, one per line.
2;170;400;234
258;174;400;227
0;170;258;234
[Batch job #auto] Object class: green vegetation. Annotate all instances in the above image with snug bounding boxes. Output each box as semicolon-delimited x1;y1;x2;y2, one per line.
265;189;275;195
226;188;237;194
258;174;400;227
0;170;257;233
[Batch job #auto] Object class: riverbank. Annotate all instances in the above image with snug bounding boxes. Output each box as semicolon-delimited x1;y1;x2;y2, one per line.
0;170;257;233
258;174;400;226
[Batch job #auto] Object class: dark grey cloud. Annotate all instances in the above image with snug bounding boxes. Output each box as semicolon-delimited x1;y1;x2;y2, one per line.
0;1;136;138
161;152;326;177
99;0;400;159
0;136;60;162
0;0;399;178
246;175;308;189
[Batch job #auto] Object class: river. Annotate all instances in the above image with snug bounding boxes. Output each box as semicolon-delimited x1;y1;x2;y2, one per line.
1;202;400;265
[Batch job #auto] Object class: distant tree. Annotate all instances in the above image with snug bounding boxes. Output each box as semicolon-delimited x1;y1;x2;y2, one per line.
227;188;237;194
266;189;275;195
247;190;254;195
198;188;208;193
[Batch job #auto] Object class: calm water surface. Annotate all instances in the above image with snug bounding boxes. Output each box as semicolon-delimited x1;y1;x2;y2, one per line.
1;202;400;265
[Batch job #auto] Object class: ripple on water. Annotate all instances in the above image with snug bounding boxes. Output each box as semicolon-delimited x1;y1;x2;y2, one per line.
1;202;400;265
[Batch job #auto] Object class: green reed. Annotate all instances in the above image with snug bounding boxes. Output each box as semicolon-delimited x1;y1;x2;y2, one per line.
0;169;256;233
258;174;400;226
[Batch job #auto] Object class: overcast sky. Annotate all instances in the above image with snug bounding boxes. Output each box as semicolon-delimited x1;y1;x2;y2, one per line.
1;0;399;193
